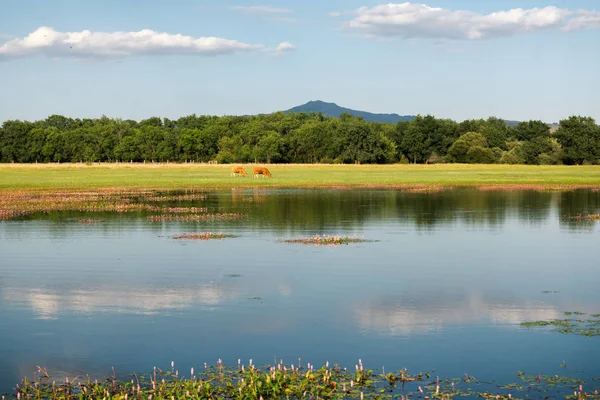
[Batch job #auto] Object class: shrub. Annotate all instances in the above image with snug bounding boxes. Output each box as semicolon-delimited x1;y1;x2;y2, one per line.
467;146;497;164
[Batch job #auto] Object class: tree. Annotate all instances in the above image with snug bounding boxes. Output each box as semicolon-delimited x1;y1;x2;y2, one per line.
447;140;469;163
446;132;488;163
521;136;552;165
254;131;282;163
467;146;497;164
512;120;550;141
555;116;600;165
484;117;509;149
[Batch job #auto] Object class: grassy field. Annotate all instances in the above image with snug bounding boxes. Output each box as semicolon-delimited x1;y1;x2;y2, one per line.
0;163;600;190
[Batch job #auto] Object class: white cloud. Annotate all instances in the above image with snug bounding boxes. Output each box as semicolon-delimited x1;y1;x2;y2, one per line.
329;11;342;17
341;2;600;40
0;26;271;61
228;5;293;15
562;10;600;31
271;41;296;56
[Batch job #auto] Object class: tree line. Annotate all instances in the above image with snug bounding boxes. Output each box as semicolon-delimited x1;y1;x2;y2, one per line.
1;112;599;165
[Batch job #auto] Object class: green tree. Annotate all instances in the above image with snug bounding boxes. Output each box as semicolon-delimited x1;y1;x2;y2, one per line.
555;116;600;165
512;120;550;141
467;146;497;164
484;117;509;149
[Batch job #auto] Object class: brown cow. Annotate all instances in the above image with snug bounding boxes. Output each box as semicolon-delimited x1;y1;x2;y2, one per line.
231;166;248;177
253;166;272;178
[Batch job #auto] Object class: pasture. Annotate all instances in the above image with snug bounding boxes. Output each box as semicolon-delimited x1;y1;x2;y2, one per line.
1;163;600;190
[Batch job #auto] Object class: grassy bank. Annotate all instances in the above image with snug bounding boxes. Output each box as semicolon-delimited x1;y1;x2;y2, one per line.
0;163;600;190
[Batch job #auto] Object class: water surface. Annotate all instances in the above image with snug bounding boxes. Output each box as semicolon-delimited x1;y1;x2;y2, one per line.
1;188;599;393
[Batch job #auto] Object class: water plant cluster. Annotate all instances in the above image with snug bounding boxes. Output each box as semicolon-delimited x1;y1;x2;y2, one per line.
520;312;600;337
172;232;236;240
282;234;369;246
0;188;211;221
147;213;248;222
76;218;100;224
565;214;600;221
5;360;600;400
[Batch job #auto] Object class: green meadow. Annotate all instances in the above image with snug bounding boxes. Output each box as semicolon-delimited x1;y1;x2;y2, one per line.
1;163;600;190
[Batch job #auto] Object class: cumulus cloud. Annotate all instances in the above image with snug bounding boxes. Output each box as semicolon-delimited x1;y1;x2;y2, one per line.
228;5;293;15
340;2;600;40
0;26;273;61
562;10;600;31
271;41;296;56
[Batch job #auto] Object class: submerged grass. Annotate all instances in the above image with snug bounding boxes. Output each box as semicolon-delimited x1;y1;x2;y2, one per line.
5;360;600;399
1;163;600;190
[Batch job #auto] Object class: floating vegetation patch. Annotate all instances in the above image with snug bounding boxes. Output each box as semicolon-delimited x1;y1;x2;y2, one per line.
6;360;600;400
148;213;248;222
0;188;209;220
564;213;600;222
161;207;208;213
77;218;100;224
172;232;236;240
143;193;208;202
281;234;372;246
542;290;560;294
521;312;600;337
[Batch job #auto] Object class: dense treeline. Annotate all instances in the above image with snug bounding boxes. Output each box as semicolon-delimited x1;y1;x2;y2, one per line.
1;112;599;165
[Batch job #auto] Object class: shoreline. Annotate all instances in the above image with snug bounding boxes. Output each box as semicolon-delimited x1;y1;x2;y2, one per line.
1;183;600;192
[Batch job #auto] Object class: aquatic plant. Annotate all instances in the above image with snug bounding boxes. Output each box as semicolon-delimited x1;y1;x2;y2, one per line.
281;234;371;246
5;360;600;399
564;213;600;222
148;213;248;222
77;218;100;224
520;312;600;337
172;232;236;240
0;188;213;221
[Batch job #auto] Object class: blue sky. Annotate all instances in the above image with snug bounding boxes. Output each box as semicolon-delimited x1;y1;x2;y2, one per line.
0;0;599;124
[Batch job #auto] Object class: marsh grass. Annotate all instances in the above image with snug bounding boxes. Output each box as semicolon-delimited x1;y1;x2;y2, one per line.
6;360;600;400
1;163;600;190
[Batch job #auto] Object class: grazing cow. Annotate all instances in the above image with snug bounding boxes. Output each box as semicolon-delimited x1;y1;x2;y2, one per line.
231;166;248;177
253;166;272;178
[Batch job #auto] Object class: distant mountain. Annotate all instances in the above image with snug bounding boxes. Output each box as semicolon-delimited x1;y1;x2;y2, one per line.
282;100;560;129
283;100;416;124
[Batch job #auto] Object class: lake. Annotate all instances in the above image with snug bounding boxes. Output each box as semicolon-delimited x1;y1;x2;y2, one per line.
0;188;599;396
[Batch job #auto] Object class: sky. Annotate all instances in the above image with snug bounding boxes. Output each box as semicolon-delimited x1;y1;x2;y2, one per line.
0;0;599;124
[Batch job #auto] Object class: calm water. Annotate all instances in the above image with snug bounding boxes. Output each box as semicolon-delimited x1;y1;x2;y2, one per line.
1;188;599;393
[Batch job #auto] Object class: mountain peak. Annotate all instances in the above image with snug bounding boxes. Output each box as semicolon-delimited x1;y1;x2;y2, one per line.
283;100;415;124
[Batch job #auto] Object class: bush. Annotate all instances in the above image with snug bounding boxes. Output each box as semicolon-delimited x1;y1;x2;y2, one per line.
427;152;444;164
447;139;469;163
500;147;525;164
491;147;503;160
467;146;497;164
